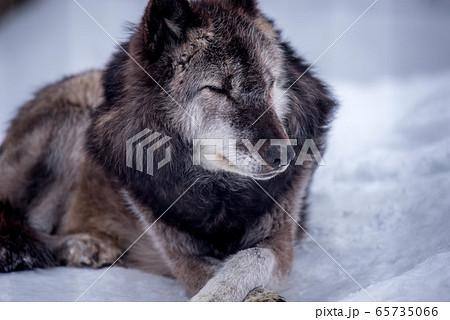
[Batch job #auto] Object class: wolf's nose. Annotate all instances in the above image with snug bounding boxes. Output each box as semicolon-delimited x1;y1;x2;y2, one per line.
265;145;296;169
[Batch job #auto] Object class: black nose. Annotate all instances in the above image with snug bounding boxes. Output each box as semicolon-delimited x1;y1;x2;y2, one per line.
265;145;296;169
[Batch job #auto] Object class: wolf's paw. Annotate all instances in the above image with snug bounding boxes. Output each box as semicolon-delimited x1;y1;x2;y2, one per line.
57;234;122;268
243;287;287;302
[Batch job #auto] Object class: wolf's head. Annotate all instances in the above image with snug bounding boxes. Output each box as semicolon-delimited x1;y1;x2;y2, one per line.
96;0;333;181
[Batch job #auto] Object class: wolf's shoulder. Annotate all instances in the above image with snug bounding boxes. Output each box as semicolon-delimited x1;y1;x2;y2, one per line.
34;70;105;111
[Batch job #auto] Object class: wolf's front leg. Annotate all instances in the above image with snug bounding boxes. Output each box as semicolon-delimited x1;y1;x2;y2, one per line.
192;223;294;302
156;220;294;302
191;247;280;302
54;233;122;268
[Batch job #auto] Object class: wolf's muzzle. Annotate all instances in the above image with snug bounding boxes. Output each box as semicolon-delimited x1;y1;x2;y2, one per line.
265;144;296;169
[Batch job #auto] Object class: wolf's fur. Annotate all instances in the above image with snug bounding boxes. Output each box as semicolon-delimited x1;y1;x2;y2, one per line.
0;0;336;301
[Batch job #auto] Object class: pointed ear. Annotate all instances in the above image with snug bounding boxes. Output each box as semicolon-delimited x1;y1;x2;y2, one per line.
139;0;199;62
227;0;259;16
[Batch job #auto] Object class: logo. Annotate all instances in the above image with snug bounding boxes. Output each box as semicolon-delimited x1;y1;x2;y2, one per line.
126;129;172;176
126;129;325;176
193;138;325;167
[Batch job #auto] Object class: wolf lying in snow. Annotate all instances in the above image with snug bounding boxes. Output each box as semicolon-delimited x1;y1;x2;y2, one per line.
0;0;336;301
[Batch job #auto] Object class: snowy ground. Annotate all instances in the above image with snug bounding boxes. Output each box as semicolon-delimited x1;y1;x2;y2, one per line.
0;0;449;301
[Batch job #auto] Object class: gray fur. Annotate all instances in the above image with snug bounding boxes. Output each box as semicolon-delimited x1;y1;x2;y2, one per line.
0;0;337;301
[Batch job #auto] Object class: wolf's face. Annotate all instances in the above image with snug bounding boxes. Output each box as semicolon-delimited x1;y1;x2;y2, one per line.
128;0;296;180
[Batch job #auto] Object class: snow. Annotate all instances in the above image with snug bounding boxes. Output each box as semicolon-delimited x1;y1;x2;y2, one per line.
284;74;450;302
0;0;449;301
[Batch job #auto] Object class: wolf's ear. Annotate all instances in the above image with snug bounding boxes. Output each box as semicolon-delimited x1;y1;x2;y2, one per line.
227;0;259;16
139;0;199;62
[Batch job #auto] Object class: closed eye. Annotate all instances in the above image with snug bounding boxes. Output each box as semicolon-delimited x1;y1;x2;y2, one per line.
202;85;229;96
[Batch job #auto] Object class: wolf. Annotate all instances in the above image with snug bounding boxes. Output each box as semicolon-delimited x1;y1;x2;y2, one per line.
0;0;336;301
